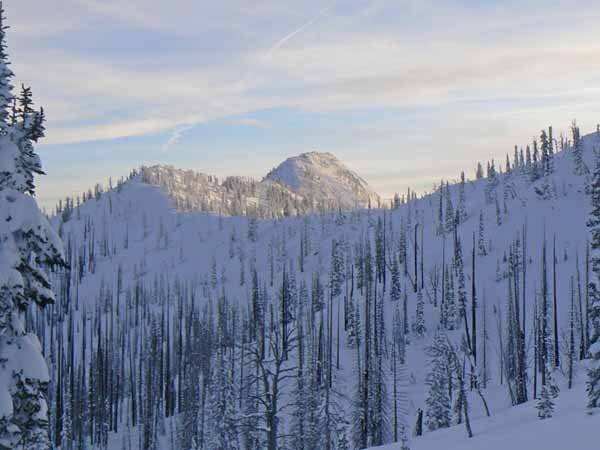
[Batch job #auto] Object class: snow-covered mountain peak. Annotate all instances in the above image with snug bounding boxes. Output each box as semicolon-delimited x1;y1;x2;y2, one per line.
265;150;380;208
135;152;381;217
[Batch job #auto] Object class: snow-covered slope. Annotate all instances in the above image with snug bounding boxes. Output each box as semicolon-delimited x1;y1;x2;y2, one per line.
137;151;380;218
44;128;600;450
371;380;595;450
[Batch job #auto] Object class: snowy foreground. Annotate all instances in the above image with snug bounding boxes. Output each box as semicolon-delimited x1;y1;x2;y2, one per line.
372;380;594;450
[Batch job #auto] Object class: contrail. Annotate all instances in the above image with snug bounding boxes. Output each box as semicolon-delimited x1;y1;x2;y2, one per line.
267;3;335;54
161;124;195;152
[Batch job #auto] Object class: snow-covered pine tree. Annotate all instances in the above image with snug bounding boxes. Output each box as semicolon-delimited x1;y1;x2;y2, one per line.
535;130;554;199
424;330;451;432
495;194;502;226
444;183;455;235
436;183;444;236
536;385;554;420
412;289;426;338
475;162;483;180
205;296;239;450
458;172;468;223
525;145;532;174
391;256;401;303
0;4;65;449
454;232;468;333
531;139;541;182
586;148;600;413
477;211;487;256
572;120;588;176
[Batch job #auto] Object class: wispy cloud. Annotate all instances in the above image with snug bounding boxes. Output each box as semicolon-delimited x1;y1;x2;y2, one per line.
10;0;600;146
10;0;600;208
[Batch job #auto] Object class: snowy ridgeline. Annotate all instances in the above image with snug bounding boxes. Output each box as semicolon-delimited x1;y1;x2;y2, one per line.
39;128;600;450
122;151;380;219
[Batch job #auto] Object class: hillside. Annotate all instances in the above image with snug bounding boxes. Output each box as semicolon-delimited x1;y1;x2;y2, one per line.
41;127;600;450
371;381;595;450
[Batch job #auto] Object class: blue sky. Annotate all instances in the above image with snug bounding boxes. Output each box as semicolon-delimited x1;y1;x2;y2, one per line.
6;0;600;209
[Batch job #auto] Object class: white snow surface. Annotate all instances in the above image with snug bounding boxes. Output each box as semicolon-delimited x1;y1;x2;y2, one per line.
50;130;600;450
371;381;596;450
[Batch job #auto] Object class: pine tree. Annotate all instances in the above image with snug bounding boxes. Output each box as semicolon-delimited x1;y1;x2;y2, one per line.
205;353;238;450
412;289;426;338
455;234;468;333
536;385;554;420
475;162;483;180
424;331;451;431
495;194;502;226
391;257;401;303
586;149;600;413
0;5;66;449
458;172;468;223
572;120;588;176
568;275;576;390
477;211;487;256
436;185;445;236
444;183;455;235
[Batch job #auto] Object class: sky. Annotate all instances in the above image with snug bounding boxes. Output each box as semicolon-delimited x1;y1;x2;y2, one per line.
6;0;600;209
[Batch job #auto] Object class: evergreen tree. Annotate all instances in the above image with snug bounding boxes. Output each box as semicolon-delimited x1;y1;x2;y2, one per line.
412;289;426;338
391;257;401;303
572;121;588;176
495;194;502;226
424;331;451;431
0;5;66;449
477;211;487;256
458;172;468;223
586;149;600;413
536;385;554;420
475;162;483;180
444;183;455;235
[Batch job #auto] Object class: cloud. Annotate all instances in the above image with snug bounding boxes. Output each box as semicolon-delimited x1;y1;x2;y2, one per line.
7;0;600;149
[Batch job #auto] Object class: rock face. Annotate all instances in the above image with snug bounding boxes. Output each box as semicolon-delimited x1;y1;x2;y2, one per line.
139;151;380;217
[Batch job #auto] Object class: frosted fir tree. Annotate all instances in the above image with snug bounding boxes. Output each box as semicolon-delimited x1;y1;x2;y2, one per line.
495;194;502;226
390;257;401;303
443;266;456;330
436;184;444;236
458;172;468;223
454;233;467;330
205;299;239;450
477;211;487;256
0;4;65;450
444;183;455;235
571;121;588;176
540;129;553;176
484;160;499;204
586;149;600;414
536;385;554;420
412;289;426;338
424;331;451;431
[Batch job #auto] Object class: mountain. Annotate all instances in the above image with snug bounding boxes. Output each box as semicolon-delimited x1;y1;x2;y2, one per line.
46;128;600;450
264;151;380;209
137;151;380;218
